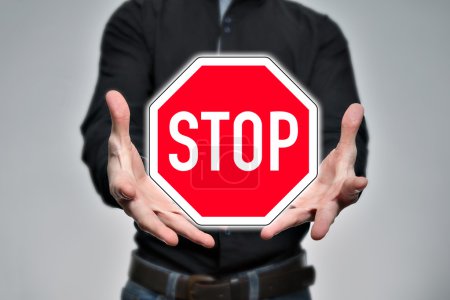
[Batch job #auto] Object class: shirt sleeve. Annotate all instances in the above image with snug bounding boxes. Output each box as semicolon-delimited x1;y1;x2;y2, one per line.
309;16;369;177
80;0;153;208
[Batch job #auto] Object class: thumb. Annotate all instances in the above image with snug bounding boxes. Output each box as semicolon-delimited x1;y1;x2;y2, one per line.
106;90;131;139
337;103;364;149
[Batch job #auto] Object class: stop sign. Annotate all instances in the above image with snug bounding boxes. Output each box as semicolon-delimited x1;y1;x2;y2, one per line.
147;57;318;226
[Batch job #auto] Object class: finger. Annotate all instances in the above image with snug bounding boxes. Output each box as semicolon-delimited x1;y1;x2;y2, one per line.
140;178;182;213
157;212;215;248
311;202;339;240
339;176;368;203
261;207;312;240
337;103;364;149
106;90;135;174
105;90;130;140
134;210;179;246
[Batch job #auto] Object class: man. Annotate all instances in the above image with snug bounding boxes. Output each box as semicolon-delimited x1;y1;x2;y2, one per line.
81;0;369;299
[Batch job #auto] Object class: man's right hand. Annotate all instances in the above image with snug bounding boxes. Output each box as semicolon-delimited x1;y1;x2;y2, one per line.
105;90;215;248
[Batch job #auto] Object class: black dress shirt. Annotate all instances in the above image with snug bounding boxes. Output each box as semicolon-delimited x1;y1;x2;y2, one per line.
80;0;369;276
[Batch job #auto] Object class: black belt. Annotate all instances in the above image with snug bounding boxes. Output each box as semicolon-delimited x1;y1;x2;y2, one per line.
128;251;315;300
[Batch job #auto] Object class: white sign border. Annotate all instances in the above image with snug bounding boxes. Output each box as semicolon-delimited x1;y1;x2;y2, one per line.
147;56;318;226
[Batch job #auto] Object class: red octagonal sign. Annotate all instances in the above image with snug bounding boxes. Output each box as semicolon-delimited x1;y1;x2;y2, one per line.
147;57;318;226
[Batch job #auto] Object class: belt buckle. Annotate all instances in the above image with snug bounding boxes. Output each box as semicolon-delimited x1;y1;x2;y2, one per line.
187;274;215;300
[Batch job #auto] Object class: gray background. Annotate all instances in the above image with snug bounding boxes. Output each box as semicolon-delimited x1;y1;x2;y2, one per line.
1;0;449;299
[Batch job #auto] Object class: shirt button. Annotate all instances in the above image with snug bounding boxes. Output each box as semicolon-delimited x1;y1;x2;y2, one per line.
223;16;232;24
224;229;231;236
223;26;231;34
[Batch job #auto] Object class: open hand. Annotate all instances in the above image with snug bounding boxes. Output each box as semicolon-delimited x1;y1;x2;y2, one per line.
105;90;215;248
261;103;368;241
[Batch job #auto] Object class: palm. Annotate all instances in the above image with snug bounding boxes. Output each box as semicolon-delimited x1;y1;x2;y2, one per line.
261;103;368;241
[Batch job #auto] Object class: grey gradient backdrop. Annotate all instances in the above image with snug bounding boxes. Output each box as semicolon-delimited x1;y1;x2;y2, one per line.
1;0;449;299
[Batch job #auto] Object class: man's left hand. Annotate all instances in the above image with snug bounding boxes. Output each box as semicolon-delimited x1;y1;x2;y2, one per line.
261;103;368;241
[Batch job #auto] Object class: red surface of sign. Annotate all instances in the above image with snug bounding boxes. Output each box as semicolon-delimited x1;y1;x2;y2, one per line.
147;57;318;226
